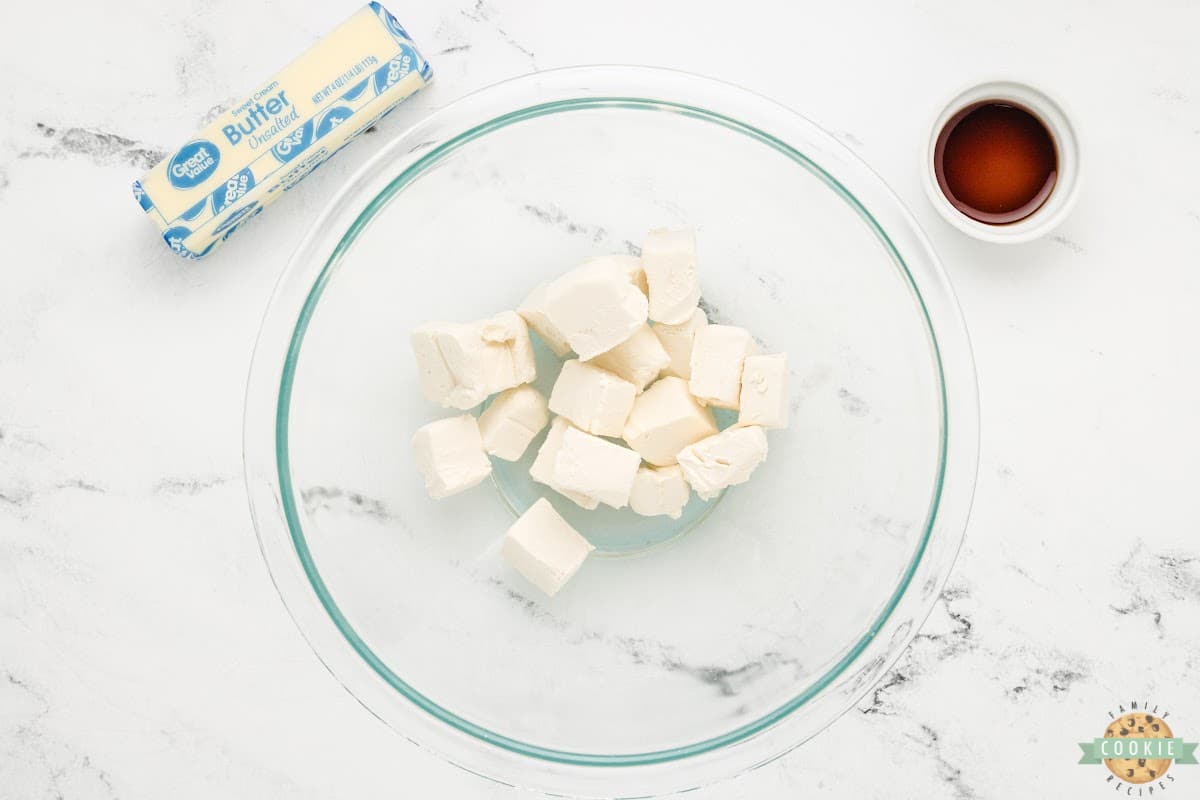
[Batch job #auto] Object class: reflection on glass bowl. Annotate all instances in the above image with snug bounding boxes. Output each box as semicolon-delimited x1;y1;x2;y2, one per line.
243;66;979;798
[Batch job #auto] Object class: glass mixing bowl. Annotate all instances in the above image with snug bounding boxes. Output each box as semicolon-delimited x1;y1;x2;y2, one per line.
244;66;979;797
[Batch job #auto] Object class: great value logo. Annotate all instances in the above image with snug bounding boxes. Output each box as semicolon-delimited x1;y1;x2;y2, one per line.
131;180;153;212
370;1;408;40
210;168;256;215
167;140;221;189
270;121;314;164
161;225;216;259
372;54;413;95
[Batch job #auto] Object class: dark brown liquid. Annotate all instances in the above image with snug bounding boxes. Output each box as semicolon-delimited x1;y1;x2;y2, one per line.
935;102;1057;224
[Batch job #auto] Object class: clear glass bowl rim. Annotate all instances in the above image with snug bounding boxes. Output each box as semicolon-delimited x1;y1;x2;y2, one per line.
243;65;980;797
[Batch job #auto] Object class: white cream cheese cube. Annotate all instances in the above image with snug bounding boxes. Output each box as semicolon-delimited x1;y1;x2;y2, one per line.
413;322;490;408
477;311;537;393
548;359;637;437
586;324;670;392
622;376;718;466
552;426;642;509
411;311;537;410
689;324;756;409
582;254;648;295
542;265;648;359
411;415;492;499
642;227;701;325
502;498;595;597
529;417;600;510
738;353;790;429
517;283;572;357
629;464;691;520
653;307;708;379
478;385;550;461
676;425;769;501
410;326;457;405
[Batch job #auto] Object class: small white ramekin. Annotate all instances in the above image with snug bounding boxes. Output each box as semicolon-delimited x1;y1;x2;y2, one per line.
923;79;1081;244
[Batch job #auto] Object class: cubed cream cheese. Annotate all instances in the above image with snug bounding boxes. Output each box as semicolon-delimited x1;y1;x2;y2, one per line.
517;283;572;357
478;385;550;461
502;498;595;596
410;326;457;405
676;425;769;501
653;307;708;379
738;353;790;429
476;311;537;393
541;263;648;359
552;426;642;509
629;464;691;520
548;359;637;437
689;324;756;409
582;254;648;295
411;311;537;409
411;414;493;499
641;228;701;325
529;417;600;510
622;376;718;466
585;324;670;392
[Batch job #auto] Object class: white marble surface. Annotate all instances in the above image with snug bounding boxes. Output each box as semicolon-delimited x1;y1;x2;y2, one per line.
2;0;1199;797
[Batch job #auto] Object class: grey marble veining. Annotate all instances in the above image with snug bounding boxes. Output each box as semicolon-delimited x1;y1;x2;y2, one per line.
22;123;166;170
302;486;394;520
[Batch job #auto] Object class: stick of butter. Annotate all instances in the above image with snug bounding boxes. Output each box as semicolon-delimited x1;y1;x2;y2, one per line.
133;3;432;259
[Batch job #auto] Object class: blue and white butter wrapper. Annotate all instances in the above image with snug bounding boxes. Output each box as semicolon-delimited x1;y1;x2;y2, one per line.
134;3;432;259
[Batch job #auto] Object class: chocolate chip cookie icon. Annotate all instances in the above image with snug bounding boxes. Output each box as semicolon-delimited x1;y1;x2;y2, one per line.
1104;714;1174;784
